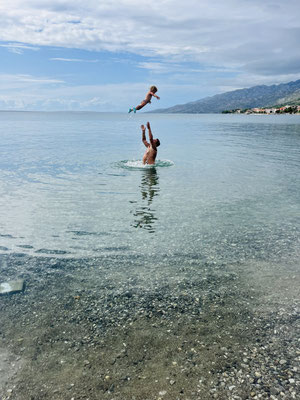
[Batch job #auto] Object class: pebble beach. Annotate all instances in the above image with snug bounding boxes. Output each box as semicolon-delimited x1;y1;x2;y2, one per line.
0;253;299;400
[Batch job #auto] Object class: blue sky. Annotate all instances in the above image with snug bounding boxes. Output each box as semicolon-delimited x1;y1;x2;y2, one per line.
0;0;300;111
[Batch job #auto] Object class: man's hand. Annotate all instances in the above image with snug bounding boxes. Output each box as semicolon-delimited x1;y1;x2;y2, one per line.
156;96;160;100
147;122;151;129
141;124;145;131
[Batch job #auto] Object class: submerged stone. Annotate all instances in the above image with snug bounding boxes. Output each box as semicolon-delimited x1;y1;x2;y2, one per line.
0;280;25;295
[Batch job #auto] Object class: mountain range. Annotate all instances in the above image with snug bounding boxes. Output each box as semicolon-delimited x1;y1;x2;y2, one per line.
150;80;300;113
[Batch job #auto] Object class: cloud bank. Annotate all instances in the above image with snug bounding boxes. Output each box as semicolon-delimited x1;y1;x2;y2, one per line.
1;1;300;74
0;1;300;110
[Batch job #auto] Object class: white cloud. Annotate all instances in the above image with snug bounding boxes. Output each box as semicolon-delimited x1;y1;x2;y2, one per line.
0;1;299;75
0;74;64;87
1;1;300;110
0;42;39;54
0;72;208;111
215;72;300;94
15;74;64;84
138;62;182;74
1;68;300;112
0;75;150;111
50;58;99;62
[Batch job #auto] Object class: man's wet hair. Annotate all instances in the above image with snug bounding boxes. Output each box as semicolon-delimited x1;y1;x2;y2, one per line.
156;139;160;147
150;85;158;93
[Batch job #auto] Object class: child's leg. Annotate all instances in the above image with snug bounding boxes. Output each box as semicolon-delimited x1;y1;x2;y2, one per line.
136;100;148;111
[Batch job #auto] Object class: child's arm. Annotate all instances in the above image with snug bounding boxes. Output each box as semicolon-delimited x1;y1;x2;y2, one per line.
150;92;160;100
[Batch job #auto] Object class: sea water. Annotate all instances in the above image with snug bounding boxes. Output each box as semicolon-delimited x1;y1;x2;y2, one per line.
0;112;299;266
1;112;300;398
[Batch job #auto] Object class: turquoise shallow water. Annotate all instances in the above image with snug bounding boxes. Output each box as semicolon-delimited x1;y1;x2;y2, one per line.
0;112;299;267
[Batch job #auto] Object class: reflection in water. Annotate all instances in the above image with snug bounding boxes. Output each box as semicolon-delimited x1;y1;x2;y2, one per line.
131;168;160;233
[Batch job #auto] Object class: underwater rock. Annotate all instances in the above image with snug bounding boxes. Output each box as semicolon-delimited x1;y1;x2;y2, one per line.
0;279;25;295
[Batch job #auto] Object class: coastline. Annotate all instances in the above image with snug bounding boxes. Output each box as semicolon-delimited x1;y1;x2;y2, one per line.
0;253;298;399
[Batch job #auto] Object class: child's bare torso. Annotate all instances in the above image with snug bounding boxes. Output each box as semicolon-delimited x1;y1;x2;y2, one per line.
143;91;153;104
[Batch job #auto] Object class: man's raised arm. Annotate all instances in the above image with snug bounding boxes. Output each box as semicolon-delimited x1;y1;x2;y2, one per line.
141;125;149;147
146;122;155;146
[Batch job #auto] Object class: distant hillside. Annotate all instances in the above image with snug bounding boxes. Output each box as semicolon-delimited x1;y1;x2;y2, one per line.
150;80;300;113
275;88;300;107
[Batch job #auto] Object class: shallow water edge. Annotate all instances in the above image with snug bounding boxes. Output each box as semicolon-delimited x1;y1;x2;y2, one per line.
0;253;299;400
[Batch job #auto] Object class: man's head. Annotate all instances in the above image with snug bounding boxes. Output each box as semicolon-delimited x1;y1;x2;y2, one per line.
154;138;160;147
150;85;158;93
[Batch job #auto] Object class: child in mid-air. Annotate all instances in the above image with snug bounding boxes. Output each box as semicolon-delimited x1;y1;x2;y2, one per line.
129;86;160;113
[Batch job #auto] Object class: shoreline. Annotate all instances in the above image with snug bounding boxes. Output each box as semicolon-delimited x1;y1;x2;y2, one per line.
0;253;299;399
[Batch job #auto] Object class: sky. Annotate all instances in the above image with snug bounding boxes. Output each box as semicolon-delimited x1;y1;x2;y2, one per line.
0;0;300;111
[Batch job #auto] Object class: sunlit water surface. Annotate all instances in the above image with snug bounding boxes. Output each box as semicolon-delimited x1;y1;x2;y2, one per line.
0;112;299;269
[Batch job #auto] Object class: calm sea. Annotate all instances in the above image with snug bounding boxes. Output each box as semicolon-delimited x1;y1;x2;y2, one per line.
1;110;300;398
0;111;299;268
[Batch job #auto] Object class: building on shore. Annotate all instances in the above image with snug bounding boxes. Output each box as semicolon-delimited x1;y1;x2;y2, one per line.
223;104;300;114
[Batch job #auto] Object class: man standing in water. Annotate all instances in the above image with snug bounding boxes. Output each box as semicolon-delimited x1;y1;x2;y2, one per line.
141;122;160;165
